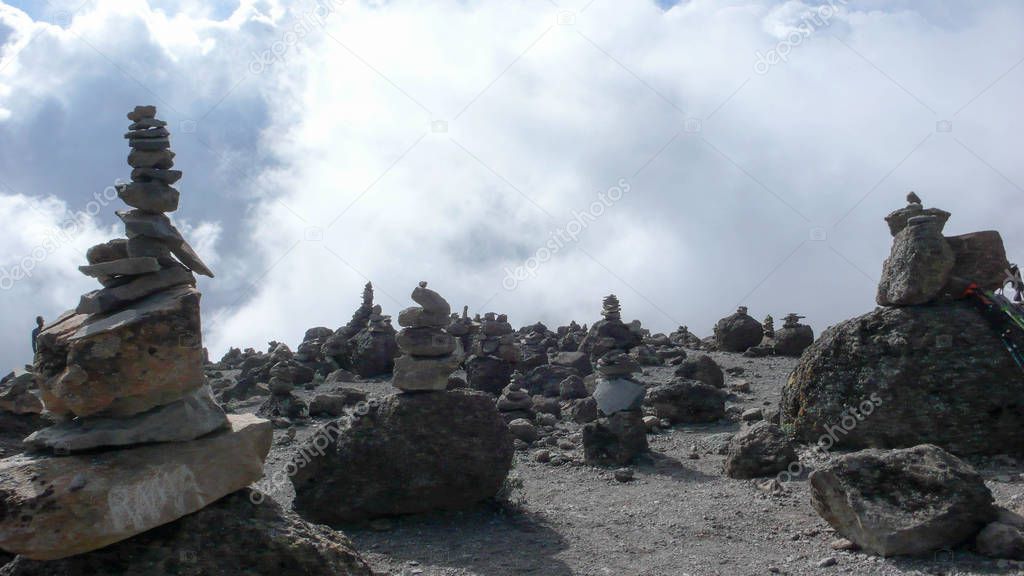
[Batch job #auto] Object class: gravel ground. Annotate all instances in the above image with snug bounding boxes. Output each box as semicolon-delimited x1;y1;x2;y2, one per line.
232;351;1024;576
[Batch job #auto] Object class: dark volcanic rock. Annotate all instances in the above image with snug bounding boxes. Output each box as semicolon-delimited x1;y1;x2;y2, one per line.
773;324;814;357
644;380;726;424
714;311;763;353
809;444;996;557
945;231;1010;292
291;390;513;523
347;329;399;378
526;364;579;397
0;490;371;576
781;302;1024;455
673;354;725;388
465;354;515;396
876;216;954;306
582;411;648;466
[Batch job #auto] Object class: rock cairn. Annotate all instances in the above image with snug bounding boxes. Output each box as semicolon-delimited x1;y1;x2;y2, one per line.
774;313;814;356
582;350;648;466
495;371;533;423
762;315;775;340
465;312;519;395
578;294;642;360
557;320;586;352
713;306;764;353
519;322;557;371
0;106;271;561
669;325;703;349
320;283;399;378
782;194;1022;455
392;282;460;391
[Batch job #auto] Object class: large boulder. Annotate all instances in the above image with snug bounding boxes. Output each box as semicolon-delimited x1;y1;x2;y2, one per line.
0;490;371;576
525;364;579;397
33;286;205;418
644;380;726;424
291;390;513;523
773;324;814;357
714;311;763;353
347;328;399;378
549;351;593;376
0;414;271;560
781;302;1024;455
876;215;954;306
723;421;797;479
809;444;996;557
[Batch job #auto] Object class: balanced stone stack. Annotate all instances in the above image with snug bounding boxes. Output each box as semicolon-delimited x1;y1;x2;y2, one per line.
495;371;534;423
392;282;460;391
669;325;703;349
579;294;643;361
0;106;271;561
713;306;764;353
783;194;1023;455
465;312;519;395
773;313;814;356
557;320;586;352
321;283;399;378
582;350;648;466
519;322;557;371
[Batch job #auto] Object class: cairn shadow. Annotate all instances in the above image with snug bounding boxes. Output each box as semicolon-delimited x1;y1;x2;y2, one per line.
341;505;573;576
638;452;719;483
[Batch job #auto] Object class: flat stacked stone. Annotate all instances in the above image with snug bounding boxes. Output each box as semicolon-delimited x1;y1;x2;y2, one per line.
0;106;271;561
602;294;621;322
582;350;648;466
465;312;519;395
495;371;534;423
392;282;460;391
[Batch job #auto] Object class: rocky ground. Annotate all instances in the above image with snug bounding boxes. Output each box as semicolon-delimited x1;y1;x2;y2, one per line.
221;349;1024;576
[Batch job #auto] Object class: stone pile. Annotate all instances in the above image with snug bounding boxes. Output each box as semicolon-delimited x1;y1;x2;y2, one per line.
557;320;586;352
495;371;534;423
713;306;763;353
0;106;271;561
669;325;703;349
773;313;814;356
519;322;558;371
321;283;399;378
0;369;41;416
290;282;513;523
392;282;460;391
446;306;475;356
582;350;648;466
578;294;642;361
465;312;519;395
783;194;1023;455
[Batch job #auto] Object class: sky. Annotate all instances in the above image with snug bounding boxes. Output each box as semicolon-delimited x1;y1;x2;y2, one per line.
0;0;1021;369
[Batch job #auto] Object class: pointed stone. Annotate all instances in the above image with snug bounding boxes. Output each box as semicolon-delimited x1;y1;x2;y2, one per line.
0;414;271;560
130;167;181;184
127;148;175;169
78;257;160;278
76;266;195;314
116;210;214;277
116;181;179;213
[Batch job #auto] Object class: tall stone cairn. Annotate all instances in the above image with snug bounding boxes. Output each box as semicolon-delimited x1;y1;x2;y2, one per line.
0;106;271;561
393;282;460;391
602;294;622;322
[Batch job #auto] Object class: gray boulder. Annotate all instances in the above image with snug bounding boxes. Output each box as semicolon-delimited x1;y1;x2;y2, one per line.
673;354;724;388
773;324;814;357
809;444;996;557
781;302;1024;455
877;215;954;306
644;380;726;424
714;312;763;353
465;354;515;396
291;390;513;523
723;422;797;479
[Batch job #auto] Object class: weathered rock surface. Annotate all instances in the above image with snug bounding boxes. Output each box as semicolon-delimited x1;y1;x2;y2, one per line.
582;411;648;466
0;371;41;415
0;490;371;576
876;216;954;306
34;286;206;418
809;444;996;557
75;265;195;315
944;231;1010;292
723;421;797;479
714;311;763;353
23;384;227;452
773;324;814;357
644;380;726;424
0;414;271;560
465;354;515;396
781;302;1024;455
391;355;460;392
592;378;645;415
291;390;513;523
673;354;724;388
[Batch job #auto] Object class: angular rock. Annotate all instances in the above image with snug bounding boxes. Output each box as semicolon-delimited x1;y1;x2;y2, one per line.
116;210;214;277
116;182;180;213
0;414;271;560
773;324;814;357
558;374;588;400
35;286;206;418
525;364;579;397
569;396;598;424
0;371;41;415
291;390;513;523
673;354;725;388
781;302;1024;455
877;216;954;306
714;311;763;353
23;384;227;452
884;204;950;237
809;444;996;557
465;354;514;396
392;355;460;392
346;328;399;378
0;489;372;576
582;411;648;466
644;380;726;424
395;327;455;357
397;306;449;328
85;239;128;265
78;257;160;278
126;235;173;261
723;421;797;479
592;378;645;415
549;351;593;376
75;265;195;314
309;389;367;418
945;231;1010;292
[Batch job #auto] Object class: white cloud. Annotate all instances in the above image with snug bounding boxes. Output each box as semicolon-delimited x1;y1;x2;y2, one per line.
0;0;1022;368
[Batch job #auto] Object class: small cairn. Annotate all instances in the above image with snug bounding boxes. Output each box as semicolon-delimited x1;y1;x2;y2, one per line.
495;371;533;423
578;294;643;360
714;305;764;353
0;106;271;561
465;312;519;395
774;313;814;356
582;350;648;466
393;282;460;391
762;315;775;341
321;283;399;378
602;294;622;322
